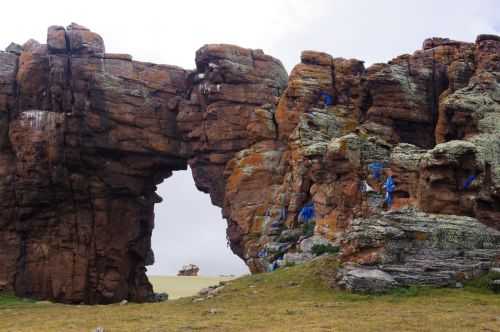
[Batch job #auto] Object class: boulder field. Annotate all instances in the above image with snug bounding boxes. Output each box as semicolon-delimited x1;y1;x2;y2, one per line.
0;24;499;303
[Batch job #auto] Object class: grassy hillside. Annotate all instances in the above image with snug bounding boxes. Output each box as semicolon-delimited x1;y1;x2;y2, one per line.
1;257;500;332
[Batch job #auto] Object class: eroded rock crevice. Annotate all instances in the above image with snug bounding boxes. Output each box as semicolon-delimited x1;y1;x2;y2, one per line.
0;25;499;302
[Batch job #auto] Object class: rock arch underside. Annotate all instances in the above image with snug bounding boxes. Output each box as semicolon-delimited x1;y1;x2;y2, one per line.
0;24;499;304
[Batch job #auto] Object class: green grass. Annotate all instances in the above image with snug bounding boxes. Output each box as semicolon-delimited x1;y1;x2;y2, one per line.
1;257;500;331
303;222;315;237
464;271;500;292
0;292;35;307
311;244;340;256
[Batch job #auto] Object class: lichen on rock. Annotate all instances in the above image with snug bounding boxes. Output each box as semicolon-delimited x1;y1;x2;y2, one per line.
0;25;499;303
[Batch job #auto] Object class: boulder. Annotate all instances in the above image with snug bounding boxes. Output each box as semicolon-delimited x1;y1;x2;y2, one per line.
151;292;168;302
341;268;398;293
340;209;500;288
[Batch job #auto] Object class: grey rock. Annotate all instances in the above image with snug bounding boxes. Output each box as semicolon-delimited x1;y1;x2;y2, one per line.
47;25;67;53
299;235;331;253
150;292;168;302
198;287;211;296
199;285;224;297
342;268;398;293
340;208;500;290
283;252;314;266
391;143;426;170
278;229;302;243
5;42;22;55
22;39;41;52
490;267;500;274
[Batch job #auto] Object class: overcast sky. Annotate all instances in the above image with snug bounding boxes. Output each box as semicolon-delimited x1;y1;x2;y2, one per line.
1;0;499;276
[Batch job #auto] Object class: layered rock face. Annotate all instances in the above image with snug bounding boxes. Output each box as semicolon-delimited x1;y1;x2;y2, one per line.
0;25;499;303
0;24;192;304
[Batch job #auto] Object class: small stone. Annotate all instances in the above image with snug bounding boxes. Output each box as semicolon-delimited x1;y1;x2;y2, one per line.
119;299;128;305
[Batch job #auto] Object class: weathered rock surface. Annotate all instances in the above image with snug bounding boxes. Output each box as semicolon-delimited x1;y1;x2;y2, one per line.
339;209;500;290
340;268;398;293
0;25;499;302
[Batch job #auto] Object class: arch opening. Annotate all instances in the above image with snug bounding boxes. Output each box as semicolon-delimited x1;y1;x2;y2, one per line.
146;167;249;297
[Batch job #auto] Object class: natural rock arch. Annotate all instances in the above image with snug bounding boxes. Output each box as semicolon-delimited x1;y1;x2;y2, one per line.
0;25;499;303
0;24;287;303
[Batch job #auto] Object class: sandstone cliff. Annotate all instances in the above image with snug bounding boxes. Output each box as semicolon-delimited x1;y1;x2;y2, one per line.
0;25;499;303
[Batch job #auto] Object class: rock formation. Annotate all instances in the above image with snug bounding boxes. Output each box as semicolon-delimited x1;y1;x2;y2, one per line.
0;24;499;303
177;264;200;277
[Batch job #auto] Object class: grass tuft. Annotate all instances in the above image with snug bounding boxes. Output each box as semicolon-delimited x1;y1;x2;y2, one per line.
311;244;340;256
464;271;500;293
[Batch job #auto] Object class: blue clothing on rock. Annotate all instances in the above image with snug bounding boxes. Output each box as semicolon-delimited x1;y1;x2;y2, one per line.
368;162;384;180
298;202;315;223
320;92;334;106
383;176;396;208
463;175;477;189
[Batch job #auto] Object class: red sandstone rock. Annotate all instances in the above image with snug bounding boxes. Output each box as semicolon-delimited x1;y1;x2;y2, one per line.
0;25;499;302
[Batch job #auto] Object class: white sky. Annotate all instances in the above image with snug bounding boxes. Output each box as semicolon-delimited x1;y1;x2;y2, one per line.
1;0;499;276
